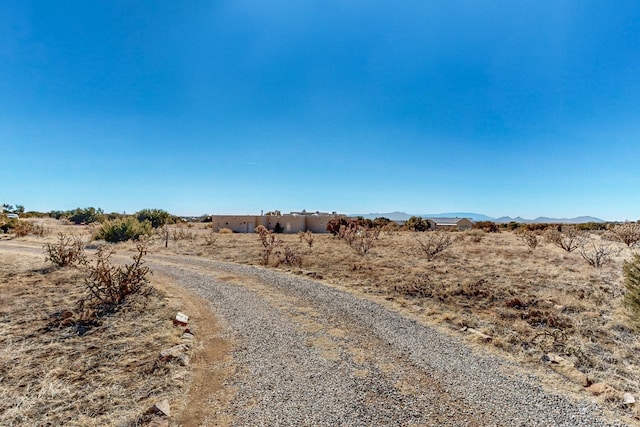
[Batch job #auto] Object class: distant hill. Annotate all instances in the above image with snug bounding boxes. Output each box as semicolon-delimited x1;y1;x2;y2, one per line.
351;211;605;224
351;211;413;221
420;212;495;222
494;216;605;224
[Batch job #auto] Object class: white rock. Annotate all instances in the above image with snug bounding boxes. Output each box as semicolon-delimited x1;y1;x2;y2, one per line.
154;399;171;416
175;312;189;325
623;392;636;405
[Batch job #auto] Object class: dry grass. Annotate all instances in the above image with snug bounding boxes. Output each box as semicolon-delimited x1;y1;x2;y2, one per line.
0;246;190;426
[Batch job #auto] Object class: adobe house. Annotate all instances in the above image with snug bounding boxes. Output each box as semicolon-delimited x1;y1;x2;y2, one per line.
210;211;344;234
427;217;474;231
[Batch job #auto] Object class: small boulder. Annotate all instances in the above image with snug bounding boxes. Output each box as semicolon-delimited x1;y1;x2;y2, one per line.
623;392;636;406
174;312;189;326
154;399;171;416
159;344;190;366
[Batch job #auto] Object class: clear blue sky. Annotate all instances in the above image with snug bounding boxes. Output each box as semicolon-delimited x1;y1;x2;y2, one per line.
2;1;639;220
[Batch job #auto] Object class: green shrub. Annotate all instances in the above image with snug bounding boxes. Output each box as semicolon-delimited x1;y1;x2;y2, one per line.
0;215;18;233
94;217;152;243
69;207;104;224
403;216;430;232
135;208;171;229
623;253;640;328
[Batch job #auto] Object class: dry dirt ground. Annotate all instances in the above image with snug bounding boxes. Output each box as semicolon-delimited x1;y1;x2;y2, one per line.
1;218;639;425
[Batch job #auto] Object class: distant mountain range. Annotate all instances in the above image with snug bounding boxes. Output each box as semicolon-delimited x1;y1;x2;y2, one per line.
351;211;605;224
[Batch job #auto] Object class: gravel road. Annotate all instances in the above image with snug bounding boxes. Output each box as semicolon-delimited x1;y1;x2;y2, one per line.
0;242;627;426
148;253;626;427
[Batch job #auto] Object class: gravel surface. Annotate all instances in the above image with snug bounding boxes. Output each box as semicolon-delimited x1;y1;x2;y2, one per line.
149;254;627;427
0;243;628;426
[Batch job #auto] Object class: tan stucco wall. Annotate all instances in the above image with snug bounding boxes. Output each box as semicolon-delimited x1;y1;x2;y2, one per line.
212;215;259;233
210;214;342;233
305;215;333;233
263;215;305;233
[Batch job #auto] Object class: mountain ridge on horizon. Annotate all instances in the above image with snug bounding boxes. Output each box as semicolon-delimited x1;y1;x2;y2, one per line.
351;211;607;224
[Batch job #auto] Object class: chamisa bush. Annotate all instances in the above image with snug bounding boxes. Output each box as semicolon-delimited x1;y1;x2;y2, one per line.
94;217;152;243
623;253;640;328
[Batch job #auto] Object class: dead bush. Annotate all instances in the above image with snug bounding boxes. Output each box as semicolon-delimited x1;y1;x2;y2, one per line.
204;230;218;246
466;229;484;243
172;228;196;241
413;231;453;260
339;224;379;256
31;224;49;237
156;225;170;248
44;233;87;267
578;241;620;268
279;245;303;267
13;221;33;237
84;242;151;308
608;223;640;248
255;225;281;265
298;230;314;248
516;229;539;250
218;227;233;234
544;227;587;252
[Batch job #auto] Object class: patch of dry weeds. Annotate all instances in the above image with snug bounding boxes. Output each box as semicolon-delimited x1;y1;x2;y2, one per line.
0;252;189;426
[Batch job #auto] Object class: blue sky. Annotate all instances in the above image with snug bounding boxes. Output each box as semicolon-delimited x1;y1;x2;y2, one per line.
2;1;639;220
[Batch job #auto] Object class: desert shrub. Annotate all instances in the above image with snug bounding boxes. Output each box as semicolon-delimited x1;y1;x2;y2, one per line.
135;208;171;229
623;253;640;328
84;242;150;308
578;241;619;268
403;216;431;232
44;233;87;267
218;227;233;234
466;229;484;243
326;218;351;235
298;230;314;248
474;221;500;233
0;214;17;233
575;222;608;231
279;245;303;267
255;225;281;265
607;223;640;248
413;231;453;260
94;217;152;243
372;217;392;228
68;207;104;225
12;220;33;237
31;224;49;237
516;229;539;250
203;230;218;246
544;227;586;252
339;224;379;255
172;228;196;241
